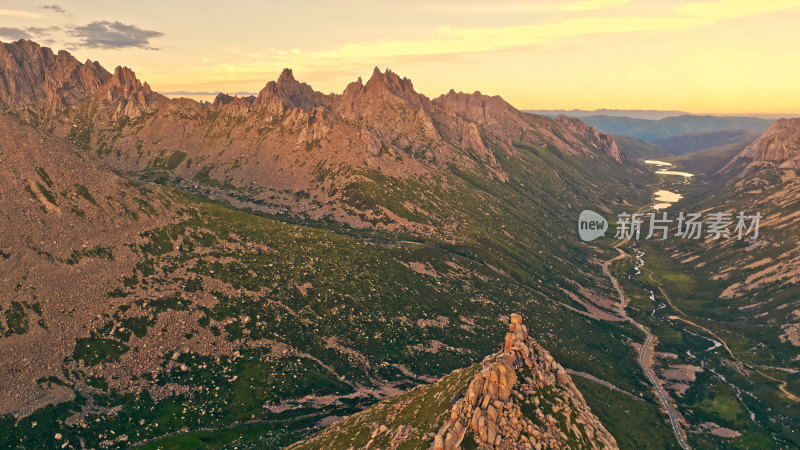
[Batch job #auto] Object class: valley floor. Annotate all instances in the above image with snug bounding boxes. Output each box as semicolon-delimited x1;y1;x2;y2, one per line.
605;164;800;449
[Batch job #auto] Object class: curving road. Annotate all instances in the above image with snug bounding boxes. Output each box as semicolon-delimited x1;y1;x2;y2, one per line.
604;238;691;450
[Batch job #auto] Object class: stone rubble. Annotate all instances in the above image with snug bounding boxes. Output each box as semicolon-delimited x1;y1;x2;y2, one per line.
432;314;618;449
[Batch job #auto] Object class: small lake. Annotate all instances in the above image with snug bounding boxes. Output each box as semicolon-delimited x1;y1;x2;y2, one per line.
644;160;694;209
644;160;694;178
653;190;683;210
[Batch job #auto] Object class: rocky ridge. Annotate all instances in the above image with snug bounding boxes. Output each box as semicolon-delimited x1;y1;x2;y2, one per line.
0;39;110;110
1;40;627;230
434;90;623;163
290;314;618;450
432;313;617;449
722;117;800;172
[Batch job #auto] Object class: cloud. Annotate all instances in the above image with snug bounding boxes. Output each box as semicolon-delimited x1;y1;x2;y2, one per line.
0;25;60;41
418;0;631;14
27;26;60;36
563;0;630;12
0;27;32;40
39;4;65;14
0;9;43;19
240;2;799;71
68;21;164;49
678;0;800;19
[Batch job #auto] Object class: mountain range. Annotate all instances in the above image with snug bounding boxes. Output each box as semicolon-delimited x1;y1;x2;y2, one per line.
0;38;798;449
0;39;651;449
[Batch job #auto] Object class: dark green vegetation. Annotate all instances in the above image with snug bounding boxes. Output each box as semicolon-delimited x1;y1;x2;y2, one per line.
0;133;679;448
291;363;481;449
65;246;114;265
2;301;31;336
609;154;800;448
573;377;679;449
150;150;188;171
616;240;798;448
73;337;129;365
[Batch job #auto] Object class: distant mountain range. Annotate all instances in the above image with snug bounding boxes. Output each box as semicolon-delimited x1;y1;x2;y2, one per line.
573;114;774;143
529;109;788;121
653;128;762;156
527;112;779;157
527;109;688;120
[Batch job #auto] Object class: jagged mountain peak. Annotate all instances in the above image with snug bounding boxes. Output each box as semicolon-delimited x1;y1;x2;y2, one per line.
1;39;628;208
99;65;163;119
435;90;623;162
106;66;150;93
436;89;521;122
256;68;326;112
0;39;111;109
365;66;416;95
277;67;296;83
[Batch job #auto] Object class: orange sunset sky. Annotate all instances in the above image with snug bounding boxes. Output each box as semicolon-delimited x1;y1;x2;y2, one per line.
1;0;799;114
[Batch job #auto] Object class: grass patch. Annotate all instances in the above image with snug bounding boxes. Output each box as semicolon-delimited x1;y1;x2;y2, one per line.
73;337;129;365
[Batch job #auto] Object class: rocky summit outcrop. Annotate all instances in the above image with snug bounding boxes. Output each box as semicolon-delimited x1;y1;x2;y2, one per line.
723;118;800;171
290;314;618;450
0;39;110;110
99;66;165;120
432;314;617;449
255;68;329;113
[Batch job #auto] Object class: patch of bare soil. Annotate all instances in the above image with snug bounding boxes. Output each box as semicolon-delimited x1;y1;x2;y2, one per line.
697;422;742;438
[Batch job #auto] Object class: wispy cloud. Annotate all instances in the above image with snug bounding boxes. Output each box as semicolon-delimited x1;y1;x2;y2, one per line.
0;25;59;41
0;9;43;19
679;0;800;19
68;21;164;49
417;0;632;15
0;27;32;40
39;4;66;14
26;26;60;36
285;16;706;65
563;0;630;12
241;2;798;69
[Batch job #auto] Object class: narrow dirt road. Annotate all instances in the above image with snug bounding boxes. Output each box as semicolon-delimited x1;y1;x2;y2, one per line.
604;238;691;450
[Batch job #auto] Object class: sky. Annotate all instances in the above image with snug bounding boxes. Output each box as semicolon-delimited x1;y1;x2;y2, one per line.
1;0;799;114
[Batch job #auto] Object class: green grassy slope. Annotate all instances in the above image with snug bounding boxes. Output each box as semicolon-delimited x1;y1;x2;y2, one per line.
611;156;800;447
1;116;677;448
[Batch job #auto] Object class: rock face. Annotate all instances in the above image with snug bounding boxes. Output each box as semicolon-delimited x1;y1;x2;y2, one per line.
0;39;110;110
435;90;624;163
432;314;617;449
724;118;800;171
256;68;329;113
555;116;623;163
100;66;164;119
0;39;628;231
